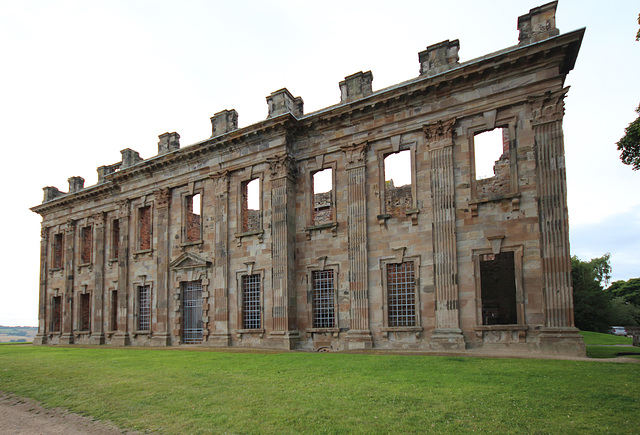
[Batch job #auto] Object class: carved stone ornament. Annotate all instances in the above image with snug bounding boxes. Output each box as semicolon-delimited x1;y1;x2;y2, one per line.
340;141;368;167
528;88;569;125
93;212;105;228
424;119;456;149
267;154;296;179
155;188;171;208
170;252;211;270
117;199;130;218
40;225;48;242
210;170;230;194
64;220;76;234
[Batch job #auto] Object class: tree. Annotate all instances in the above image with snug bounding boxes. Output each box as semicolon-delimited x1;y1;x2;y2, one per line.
606;278;640;307
572;254;614;332
617;104;640;170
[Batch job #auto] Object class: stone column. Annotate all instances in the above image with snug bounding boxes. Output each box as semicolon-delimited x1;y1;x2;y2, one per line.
341;142;372;349
113;199;130;346
529;88;584;355
209;171;231;346
89;213;106;344
425;120;465;350
60;220;76;344
267;154;299;349
151;188;171;346
34;225;49;345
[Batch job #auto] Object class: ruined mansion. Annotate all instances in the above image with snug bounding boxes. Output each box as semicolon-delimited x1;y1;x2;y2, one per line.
32;2;586;356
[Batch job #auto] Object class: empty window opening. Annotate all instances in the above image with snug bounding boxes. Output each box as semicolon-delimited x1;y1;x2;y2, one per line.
387;262;416;327
242;274;261;329
79;293;91;331
137;285;151;331
111;220;119;260
474;128;511;198
312;270;335;328
185;193;202;242
110;290;118;331
53;233;64;269
242;179;261;232
182;280;203;344
313;168;333;225
480;252;517;325
80;226;92;264
384;150;412;217
51;296;62;332
139;206;152;251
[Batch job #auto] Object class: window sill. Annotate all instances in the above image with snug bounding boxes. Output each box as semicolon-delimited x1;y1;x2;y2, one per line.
133;249;153;259
377;209;419;226
307;327;339;334
236;328;265;338
48;267;63;275
473;325;528;331
234;230;264;246
304;222;338;240
108;258;119;263
381;326;422;338
180;240;203;248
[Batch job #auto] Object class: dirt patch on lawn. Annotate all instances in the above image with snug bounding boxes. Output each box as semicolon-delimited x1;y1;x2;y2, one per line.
0;392;136;434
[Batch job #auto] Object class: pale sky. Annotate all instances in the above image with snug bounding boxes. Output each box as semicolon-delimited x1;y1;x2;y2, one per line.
1;0;638;326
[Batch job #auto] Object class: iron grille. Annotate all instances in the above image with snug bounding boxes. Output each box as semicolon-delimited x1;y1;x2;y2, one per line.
51;296;62;332
80;293;91;331
312;270;335;328
387;262;416;327
182;280;203;343
242;274;261;329
137;285;151;331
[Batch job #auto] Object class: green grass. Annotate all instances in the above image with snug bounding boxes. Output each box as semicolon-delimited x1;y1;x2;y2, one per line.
579;330;640;359
0;346;639;434
580;330;633;345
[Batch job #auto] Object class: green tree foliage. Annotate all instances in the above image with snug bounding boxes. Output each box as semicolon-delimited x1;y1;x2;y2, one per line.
617;104;640;170
572;254;614;332
607;278;640;306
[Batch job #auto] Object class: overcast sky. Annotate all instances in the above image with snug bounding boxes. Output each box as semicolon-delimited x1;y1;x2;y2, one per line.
1;0;638;326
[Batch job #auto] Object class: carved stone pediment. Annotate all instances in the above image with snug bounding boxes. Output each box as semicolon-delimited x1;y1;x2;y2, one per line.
169;252;211;270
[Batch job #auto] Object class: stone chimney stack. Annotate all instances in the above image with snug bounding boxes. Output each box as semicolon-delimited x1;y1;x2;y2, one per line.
158;132;180;155
266;88;303;119
42;186;63;203
518;1;559;45
210;109;238;137
68;176;85;193
418;40;460;77
339;71;373;103
121;148;143;169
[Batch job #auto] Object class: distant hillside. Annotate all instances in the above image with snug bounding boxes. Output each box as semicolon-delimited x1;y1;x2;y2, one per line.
0;326;38;342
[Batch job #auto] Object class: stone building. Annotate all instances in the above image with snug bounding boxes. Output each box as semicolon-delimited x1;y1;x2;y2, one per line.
32;2;586;356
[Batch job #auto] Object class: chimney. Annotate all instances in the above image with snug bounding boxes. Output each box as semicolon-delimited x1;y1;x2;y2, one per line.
210;109;238;137
518;1;559;45
339;71;373;103
121;148;143;169
158;132;180;155
418;40;460;77
42;186;63;203
68;176;85;193
266;88;303;119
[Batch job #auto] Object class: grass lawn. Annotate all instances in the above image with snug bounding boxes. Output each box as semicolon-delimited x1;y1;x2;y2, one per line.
580;330;640;359
0;346;639;434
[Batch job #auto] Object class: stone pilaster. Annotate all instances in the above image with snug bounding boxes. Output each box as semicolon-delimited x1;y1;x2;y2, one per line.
60;220;76;344
529;88;584;355
267;154;299;349
341;141;372;349
425;119;465;350
89;213;106;344
151;188;171;346
113;199;130;346
34;225;49;345
209;171;231;346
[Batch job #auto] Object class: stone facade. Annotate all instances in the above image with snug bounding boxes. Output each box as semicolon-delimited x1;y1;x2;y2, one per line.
31;2;586;356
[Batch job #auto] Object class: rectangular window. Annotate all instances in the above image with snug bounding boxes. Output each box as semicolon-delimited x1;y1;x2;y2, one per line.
79;293;91;331
384;150;413;217
312;270;335;328
182;280;203;343
110;290;118;331
480;252;517;325
242;274;261;329
137;285;151;331
242;178;261;232
53;233;64;269
51;296;62;332
387;262;416;327
80;226;92;264
474;127;512;198
312;168;333;225
139;206;152;251
185;193;202;242
111;219;120;260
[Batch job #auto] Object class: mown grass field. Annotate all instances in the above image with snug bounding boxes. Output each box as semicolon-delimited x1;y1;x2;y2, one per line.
0;342;639;434
580;331;640;359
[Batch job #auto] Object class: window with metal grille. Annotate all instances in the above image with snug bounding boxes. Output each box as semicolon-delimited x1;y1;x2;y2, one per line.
80;226;92;264
185;193;202;242
242;274;261;329
387;262;416;327
139;206;151;251
110;290;118;331
111;219;119;259
312;270;335;328
51;296;62;332
79;293;91;331
53;233;64;269
182;280;203;343
137;285;151;331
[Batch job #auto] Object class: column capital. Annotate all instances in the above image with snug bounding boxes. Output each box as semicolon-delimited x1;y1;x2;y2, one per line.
424;118;456;150
155;187;171;208
267;154;296;179
117;199;130;218
528;88;569;125
340;141;369;168
210;170;230;194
